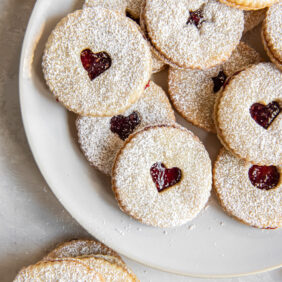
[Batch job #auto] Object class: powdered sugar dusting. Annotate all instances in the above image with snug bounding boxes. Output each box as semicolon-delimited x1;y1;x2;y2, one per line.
112;125;212;227
214;148;282;228
76;81;175;175
168;42;262;132
217;63;282;165
84;0;127;14
79;257;136;281
42;8;151;117
14;260;103;281
43;239;121;261
144;0;244;69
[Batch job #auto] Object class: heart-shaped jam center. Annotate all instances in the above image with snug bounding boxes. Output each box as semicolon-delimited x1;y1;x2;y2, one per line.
150;162;182;192
248;165;280;190
186;9;205;28
145;81;150;89
212;71;227;93
81;49;111;80
250;102;280;129
110;112;140;140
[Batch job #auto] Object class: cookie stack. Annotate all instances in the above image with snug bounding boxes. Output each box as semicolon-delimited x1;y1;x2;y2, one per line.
14;239;137;281
42;0;281;229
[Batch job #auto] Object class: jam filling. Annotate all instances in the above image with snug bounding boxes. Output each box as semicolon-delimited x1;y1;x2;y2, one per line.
212;71;227;93
250;102;280;129
150;162;182;192
187;9;205;28
248;165;280;190
110;112;140;140
81;49;111;80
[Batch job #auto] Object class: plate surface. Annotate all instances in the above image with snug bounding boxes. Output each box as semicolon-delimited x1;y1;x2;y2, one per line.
19;0;282;277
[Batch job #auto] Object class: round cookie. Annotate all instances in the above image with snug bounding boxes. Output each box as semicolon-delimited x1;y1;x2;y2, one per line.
219;0;278;11
262;2;282;71
243;9;266;34
126;0;143;19
76;81;175;175
78;257;136;282
168;42;262;133
42;8;151;117
215;63;282;165
13;259;103;281
84;0;127;14
43;239;121;261
143;0;244;69
213;148;281;229
112;125;212;227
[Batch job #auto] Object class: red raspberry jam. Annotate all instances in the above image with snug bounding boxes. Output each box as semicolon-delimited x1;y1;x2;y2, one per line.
250;102;280;129
81;49;111;80
248;165;280;190
150;162;182;192
110;112;140;140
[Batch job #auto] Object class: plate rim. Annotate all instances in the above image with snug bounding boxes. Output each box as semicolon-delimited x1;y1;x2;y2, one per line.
19;0;282;278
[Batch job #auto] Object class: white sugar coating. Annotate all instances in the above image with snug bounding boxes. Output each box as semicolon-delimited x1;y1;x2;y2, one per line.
89;255;136;279
213;148;282;228
13;260;103;282
84;0;127;14
76;81;175;175
112;125;212;227
263;2;282;62
217;63;282;165
83;0;126;14
219;0;279;10
43;239;121;261
126;0;143;18
42;8;152;117
168;42;262;133
79;257;136;282
244;9;266;33
144;0;244;69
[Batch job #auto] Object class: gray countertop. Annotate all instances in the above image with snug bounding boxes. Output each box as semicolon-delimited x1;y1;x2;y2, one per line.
0;0;281;281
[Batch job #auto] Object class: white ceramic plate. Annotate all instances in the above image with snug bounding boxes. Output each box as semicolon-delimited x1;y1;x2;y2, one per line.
20;0;282;277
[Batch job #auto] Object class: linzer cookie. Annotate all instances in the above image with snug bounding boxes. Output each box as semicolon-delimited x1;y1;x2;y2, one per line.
76;81;175;175
219;0;278;11
168;42;261;133
84;0;127;14
143;0;244;69
112;125;212;227
42;8;151;117
262;2;282;71
213;148;281;229
13;259;103;282
215;63;282;165
244;9;266;33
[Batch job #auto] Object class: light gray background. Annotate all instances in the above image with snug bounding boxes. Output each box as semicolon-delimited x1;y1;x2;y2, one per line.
0;0;281;281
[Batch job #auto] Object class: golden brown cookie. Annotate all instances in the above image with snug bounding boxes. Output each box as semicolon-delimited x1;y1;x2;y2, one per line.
215;63;282;165
112;125;212;227
42;8;151;117
213;148;281;229
143;0;244;69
